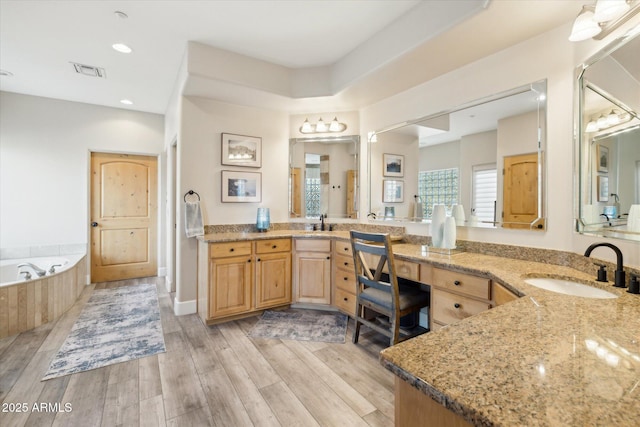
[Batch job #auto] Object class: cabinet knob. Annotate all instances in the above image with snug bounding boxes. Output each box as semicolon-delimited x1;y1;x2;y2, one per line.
344;262;348;266
343;247;348;251
454;280;461;286
247;259;251;263
344;297;348;302
326;256;330;260
272;245;277;249
454;303;461;309
230;248;235;252
257;258;261;262
343;277;348;281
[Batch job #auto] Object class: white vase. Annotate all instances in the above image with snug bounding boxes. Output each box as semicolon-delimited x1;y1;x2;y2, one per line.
443;216;457;249
452;204;465;226
431;204;446;248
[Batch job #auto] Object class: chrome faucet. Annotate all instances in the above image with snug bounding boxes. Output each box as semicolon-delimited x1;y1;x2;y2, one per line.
320;214;326;231
584;243;625;288
17;262;47;277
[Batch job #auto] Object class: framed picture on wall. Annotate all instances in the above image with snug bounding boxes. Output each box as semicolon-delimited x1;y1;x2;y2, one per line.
383;153;404;177
222;170;261;203
597;175;609;202
383;179;404;203
597;145;609;173
221;133;262;168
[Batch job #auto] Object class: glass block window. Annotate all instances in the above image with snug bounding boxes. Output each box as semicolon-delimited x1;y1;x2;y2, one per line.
305;178;321;217
418;168;459;218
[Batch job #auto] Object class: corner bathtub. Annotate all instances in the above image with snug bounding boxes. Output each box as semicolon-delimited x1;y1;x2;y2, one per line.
0;254;86;339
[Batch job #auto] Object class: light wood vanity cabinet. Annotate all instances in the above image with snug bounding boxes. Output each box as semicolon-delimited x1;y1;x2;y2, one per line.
426;265;517;330
333;240;357;316
255;239;292;309
293;239;332;304
197;238;291;324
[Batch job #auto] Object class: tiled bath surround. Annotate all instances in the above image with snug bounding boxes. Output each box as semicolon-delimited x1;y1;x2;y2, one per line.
0;243;87;260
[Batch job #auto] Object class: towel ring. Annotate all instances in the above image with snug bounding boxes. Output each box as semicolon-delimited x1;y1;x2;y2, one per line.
184;190;200;203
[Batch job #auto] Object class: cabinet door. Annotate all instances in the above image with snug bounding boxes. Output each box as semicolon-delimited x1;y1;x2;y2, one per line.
209;255;252;319
256;252;291;309
295;251;331;304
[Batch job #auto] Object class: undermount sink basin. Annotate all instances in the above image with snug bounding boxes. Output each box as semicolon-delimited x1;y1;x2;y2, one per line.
524;278;618;299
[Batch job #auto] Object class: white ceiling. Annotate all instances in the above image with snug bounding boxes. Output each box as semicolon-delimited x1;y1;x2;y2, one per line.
0;1;582;115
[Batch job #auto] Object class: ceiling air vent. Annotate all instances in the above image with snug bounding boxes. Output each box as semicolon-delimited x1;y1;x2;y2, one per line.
71;62;106;78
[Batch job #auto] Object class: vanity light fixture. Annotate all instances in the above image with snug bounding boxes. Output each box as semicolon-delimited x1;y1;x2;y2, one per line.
299;117;347;134
569;0;640;41
586;109;633;132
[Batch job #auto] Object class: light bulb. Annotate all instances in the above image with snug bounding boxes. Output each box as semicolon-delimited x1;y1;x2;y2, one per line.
316;118;327;132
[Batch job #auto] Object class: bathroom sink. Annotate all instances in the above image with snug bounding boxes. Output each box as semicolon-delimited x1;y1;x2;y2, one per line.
524;278;618;299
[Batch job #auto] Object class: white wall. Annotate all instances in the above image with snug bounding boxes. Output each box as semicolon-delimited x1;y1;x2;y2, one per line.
0;92;165;266
360;20;639;269
175;96;289;305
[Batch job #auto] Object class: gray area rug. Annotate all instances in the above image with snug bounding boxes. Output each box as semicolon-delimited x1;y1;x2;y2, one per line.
43;283;166;380
249;310;348;343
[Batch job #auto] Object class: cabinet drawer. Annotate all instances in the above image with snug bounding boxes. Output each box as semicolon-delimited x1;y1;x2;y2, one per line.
334;240;353;256
210;241;252;258
361;253;419;281
256;238;291;254
394;259;420;281
432;268;490;300
432;289;490;325
335;253;355;273
335;268;356;293
295;238;331;252
334;288;356;316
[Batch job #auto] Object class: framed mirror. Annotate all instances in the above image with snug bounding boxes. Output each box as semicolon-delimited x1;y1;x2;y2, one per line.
368;80;547;230
575;27;640;242
289;135;359;219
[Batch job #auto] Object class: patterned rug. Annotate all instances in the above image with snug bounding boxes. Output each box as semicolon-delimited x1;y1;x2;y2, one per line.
42;283;166;380
248;310;348;343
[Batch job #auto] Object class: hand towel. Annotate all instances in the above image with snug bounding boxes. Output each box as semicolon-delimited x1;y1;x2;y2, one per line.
185;201;204;238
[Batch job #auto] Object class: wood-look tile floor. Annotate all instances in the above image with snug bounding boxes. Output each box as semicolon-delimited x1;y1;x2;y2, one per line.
0;277;394;427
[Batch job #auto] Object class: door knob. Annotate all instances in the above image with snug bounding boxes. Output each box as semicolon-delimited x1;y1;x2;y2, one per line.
91;222;98;227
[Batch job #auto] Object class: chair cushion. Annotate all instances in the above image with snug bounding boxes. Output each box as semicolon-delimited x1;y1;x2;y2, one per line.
359;287;429;311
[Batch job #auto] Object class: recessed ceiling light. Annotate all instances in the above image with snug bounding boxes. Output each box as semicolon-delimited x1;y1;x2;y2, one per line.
120;99;133;105
0;69;13;77
112;43;133;54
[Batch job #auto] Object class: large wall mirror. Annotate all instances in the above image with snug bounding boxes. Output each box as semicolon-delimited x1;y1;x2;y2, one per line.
368;80;547;230
289;135;359;219
576;27;640;242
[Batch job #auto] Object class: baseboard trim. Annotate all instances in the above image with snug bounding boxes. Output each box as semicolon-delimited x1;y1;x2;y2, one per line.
174;299;197;316
157;267;167;277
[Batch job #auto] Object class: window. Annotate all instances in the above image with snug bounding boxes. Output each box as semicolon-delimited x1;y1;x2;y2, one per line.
472;164;497;223
418;168;459;218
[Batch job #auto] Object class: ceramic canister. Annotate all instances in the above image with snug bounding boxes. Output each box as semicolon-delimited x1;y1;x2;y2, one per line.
443;216;457;249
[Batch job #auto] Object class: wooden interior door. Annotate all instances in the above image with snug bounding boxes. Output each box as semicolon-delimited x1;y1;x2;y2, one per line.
91;152;157;282
290;167;301;217
502;152;541;229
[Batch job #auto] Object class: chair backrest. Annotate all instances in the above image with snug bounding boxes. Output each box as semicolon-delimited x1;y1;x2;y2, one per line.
349;230;401;310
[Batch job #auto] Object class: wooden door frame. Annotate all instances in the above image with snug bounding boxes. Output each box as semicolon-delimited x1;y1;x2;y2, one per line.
87;150;162;283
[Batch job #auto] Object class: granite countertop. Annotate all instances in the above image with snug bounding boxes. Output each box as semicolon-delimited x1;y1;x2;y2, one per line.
381;244;640;427
197;229;351;242
197;230;403;243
